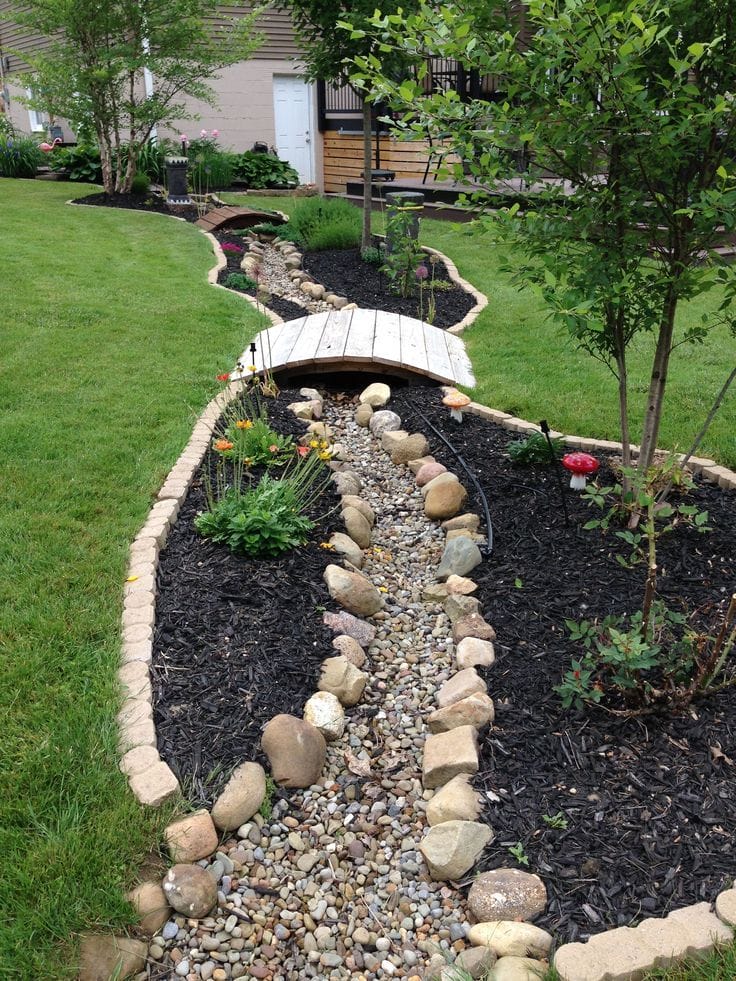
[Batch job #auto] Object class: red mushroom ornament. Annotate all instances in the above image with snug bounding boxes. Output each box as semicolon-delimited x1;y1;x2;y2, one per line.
561;452;599;490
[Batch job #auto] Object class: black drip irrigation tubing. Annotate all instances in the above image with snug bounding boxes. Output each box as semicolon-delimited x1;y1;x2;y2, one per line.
407;400;495;557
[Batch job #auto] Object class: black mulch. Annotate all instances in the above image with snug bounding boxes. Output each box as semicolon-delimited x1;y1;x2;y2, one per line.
151;387;343;807
302;247;476;329
391;385;736;942
72;191;200;221
215;231;309;323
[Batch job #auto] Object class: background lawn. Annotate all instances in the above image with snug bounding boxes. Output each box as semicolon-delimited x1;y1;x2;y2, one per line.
0;179;264;975
1;181;733;976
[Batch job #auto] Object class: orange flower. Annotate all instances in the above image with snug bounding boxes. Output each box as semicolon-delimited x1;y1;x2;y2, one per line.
216;373;230;382
269;444;279;453
235;419;253;430
296;445;310;456
214;439;234;451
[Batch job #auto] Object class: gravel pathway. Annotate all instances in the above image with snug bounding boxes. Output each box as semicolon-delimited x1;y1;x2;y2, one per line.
148;398;472;980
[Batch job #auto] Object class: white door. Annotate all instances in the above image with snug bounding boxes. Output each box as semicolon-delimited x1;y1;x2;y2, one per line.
273;75;314;184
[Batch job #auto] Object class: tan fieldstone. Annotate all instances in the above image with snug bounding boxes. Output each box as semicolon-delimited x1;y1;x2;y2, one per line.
454;946;497;978
359;382;391;407
716;888;736;926
468;869;547;923
211;762;266;831
445;574;478;595
165;809;219;862
342;506;372;549
318;655;368;707
444;593;482;623
427;692;495;733
453;614;496;643
262;714;326;788
446;528;486;544
492;956;548;980
416;461;447;486
304;690;346;741
331;634;367;667
355;403;374;427
407;455;435;475
340;495;375;526
420;471;459;498
468;921;553;959
127;881;170;935
419;820;493;881
324;564;383;617
426;774;482;826
457;637;496;670
423;725;479;789
391;433;431;465
329;531;364;569
442;514;481;532
128;761;180;807
423;582;450;602
119;744;160;778
78;934;148;981
381;429;410;452
425;481;468;521
162;864;218;918
437;668;487;709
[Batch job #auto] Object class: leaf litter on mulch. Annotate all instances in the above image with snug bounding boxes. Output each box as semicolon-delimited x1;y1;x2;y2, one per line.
391;385;736;942
153;378;735;943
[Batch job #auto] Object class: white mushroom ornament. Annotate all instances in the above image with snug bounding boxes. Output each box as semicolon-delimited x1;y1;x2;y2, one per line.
443;389;471;422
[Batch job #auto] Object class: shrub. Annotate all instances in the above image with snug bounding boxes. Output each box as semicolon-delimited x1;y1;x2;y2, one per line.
508;432;565;465
0;134;43;178
130;171;150;195
0;116;16;139
224;272;257;291
50;144;102;183
250;221;286;237
136;140;175;184
285;196;362;252
233;150;299;189
189;150;235;192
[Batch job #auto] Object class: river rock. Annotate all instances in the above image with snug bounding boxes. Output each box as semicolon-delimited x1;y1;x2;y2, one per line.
445;574;478;595
329;531;364;569
340;495;375;526
425;480;469;521
420;471;459;497
211;762;266;831
455;946;498;978
436;538;482;580
468;869;548;923
423;725;479;789
324;564;383;616
468;921;553;959
437;668;487;708
369;410;402;437
332;471;362;496
427;774;482;826
416;461;447;486
443;513;481;531
261;714;326;788
456;637;496;670
78;934;148;981
342;507;372;549
359;382;391;407
331;633;367;667
428;692;495;733
390;433;431;465
323;611;376;646
444;593;482;623
304;691;346;741
355;403;374;426
318;655;368;706
164;810;218;863
127;881;170;935
492;956;547;980
453;614;496;643
162;864;218;918
419;820;493;881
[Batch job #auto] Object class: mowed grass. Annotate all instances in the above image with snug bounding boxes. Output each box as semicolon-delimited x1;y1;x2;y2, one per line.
0;179;263;976
229;193;736;469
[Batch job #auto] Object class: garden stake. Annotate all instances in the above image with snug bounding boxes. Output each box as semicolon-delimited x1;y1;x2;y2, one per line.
540;419;569;527
410;401;494;556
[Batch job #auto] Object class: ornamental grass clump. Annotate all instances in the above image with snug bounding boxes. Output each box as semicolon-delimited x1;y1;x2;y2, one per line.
0;134;43;178
195;443;332;558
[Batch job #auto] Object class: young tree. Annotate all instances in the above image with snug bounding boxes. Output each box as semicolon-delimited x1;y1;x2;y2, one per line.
279;0;418;250
3;0;262;193
351;0;736;483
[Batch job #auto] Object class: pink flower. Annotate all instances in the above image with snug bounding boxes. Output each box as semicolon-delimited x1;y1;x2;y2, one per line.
180;134;188;142
212;129;219;138
200;129;207;138
415;264;429;280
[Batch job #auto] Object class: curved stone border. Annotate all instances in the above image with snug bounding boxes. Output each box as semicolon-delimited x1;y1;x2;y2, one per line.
421;245;488;335
203;231;283;327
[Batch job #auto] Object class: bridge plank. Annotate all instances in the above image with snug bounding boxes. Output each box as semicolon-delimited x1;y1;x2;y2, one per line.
399;314;429;374
315;308;352;361
288;311;331;367
373;312;402;367
422;322;454;381
445;331;476;388
267;316;307;367
344;309;377;361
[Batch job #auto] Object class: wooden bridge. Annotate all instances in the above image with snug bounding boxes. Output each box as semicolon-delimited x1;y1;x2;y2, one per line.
233;309;475;388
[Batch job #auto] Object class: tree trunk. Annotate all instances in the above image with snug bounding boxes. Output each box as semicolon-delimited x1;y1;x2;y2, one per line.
616;345;632;494
637;287;679;474
362;99;373;252
97;128;115;194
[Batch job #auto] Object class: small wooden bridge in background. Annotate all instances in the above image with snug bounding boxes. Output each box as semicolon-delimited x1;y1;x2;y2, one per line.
234;309;475;388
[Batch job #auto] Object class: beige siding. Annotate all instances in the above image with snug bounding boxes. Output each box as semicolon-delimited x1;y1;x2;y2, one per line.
215;5;300;61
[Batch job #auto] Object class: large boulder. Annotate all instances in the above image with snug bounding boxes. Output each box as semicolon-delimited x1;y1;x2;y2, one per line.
324;564;383;616
425;480;468;521
318;655;368;706
261;714;326;788
211;762;266;831
419;820;493;881
468;869;548;923
436;538;483;580
342;506;372;549
304;690;346;741
162;864;218;918
369;409;402;437
359;382;391;407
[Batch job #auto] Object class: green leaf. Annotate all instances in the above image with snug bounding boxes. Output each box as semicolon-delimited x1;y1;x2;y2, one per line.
687;42;705;58
630;12;645;31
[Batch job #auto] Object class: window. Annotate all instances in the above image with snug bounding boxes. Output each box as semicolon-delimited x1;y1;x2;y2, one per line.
27;88;46;132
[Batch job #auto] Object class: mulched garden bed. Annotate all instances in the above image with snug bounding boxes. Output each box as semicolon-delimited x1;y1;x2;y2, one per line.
73;191;199;220
391;385;736;942
151;387;342;807
302;247;476;329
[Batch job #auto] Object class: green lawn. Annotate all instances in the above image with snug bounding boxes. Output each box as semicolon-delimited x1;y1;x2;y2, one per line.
0;179;264;975
2;181;734;977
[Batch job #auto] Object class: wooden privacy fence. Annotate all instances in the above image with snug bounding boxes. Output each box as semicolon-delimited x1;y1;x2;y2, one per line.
323;131;461;194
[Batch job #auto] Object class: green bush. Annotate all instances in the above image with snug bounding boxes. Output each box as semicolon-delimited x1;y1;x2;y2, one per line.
0;134;43;178
136;140;175;184
130;172;150;195
285;196;361;252
233;150;299;189
224;272;257;291
250;221;286;237
508;431;565;465
50;144;102;183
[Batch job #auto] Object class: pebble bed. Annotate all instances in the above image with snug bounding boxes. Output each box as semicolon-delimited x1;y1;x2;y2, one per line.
148;399;473;980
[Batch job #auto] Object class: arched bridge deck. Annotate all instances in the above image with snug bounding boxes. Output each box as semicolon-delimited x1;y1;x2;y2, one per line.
233;309;475;388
